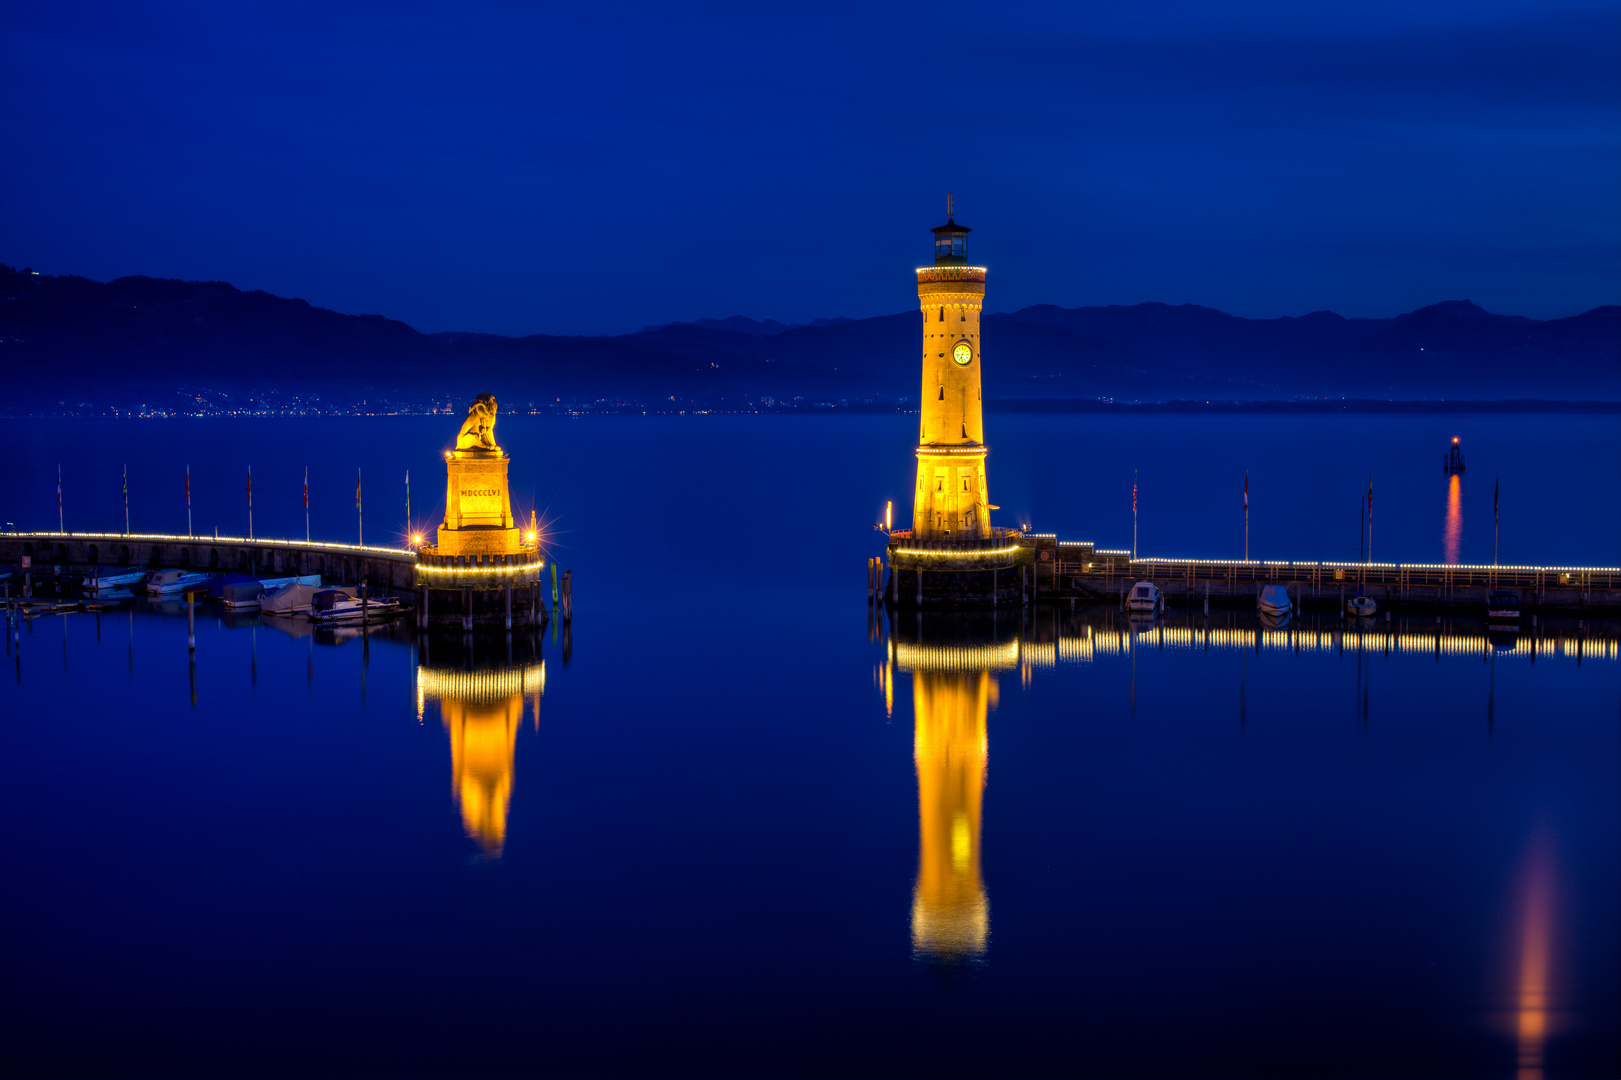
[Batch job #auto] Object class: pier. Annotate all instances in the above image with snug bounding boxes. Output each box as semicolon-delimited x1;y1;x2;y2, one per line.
0;531;416;588
1043;539;1620;612
878;533;1621;612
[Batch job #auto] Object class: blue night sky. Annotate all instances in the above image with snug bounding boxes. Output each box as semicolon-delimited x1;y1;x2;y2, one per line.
3;1;1617;335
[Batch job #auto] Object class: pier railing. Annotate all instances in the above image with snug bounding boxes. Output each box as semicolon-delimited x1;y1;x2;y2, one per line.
1058;552;1618;594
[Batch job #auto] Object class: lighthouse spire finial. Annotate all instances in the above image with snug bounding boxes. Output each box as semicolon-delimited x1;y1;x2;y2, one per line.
947;192;953;221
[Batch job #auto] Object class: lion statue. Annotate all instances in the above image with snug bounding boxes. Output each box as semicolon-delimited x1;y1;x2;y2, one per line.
454;392;500;452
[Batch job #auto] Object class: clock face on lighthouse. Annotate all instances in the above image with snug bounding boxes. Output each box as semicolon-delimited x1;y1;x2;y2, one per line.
952;342;973;365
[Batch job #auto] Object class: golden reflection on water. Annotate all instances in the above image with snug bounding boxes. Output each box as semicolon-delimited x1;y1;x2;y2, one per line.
1444;474;1463;564
891;617;1016;964
910;666;992;962
1513;831;1556;1080
416;663;545;858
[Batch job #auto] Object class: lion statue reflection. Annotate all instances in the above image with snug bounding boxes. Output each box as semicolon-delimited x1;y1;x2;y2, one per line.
454;393;500;452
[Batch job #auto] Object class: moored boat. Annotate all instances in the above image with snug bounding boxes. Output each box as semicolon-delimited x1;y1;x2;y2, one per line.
1126;581;1162;612
83;569;147;593
1346;593;1378;618
222;574;321;609
144;569;212;595
1257;583;1292;617
1487;590;1521;623
262;581;344;617
308;587;404;624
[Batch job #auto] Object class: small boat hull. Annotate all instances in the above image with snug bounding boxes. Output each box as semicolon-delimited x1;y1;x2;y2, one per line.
310;597;404;624
145;570;212;595
1126;581;1162;612
1257;584;1293;618
84;570;147;592
1487;591;1521;622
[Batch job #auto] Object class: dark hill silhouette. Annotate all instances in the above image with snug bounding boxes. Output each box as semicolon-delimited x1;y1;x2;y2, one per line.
2;263;1615;410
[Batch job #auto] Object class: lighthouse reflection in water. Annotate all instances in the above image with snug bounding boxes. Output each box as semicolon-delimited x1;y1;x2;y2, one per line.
416;646;545;858
886;612;1018;964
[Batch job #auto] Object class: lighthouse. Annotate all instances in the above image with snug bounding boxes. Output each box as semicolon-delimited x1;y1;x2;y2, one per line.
912;195;991;539
885;197;1028;608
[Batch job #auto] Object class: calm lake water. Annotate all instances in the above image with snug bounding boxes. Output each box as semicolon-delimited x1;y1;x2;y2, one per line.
2;413;1618;1078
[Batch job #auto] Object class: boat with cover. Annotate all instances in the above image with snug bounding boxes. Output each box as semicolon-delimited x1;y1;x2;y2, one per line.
1257;583;1292;617
262;582;346;616
1346;592;1378;618
83;569;147;593
145;569;212;595
1126;581;1162;612
206;573;260;600
308;587;404;624
222;574;321;609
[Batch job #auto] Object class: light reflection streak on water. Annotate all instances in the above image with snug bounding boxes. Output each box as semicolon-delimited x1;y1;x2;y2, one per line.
415;663;545;858
1513;830;1557;1080
1026;627;1617;664
1445;474;1464;564
907;666;991;963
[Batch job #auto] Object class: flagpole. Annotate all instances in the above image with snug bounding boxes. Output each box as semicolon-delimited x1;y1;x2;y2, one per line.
357;467;363;546
58;464;63;532
304;466;310;543
1132;469;1138;561
248;465;254;540
124;464;130;536
186;464;192;537
1494;472;1499;568
1368;472;1373;568
405;468;410;540
1243;470;1249;562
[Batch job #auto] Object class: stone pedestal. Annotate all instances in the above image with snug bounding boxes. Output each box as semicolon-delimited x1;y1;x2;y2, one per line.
437;450;521;557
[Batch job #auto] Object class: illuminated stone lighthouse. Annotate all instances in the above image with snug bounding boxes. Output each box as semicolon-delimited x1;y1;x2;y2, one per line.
913;195;991;539
885;198;1025;607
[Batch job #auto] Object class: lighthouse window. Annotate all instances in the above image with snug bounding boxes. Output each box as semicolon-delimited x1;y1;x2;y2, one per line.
938;307;944;321
959;308;965;320
938;385;944;400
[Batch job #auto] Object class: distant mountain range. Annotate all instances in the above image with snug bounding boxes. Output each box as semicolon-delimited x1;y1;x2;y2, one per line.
2;263;1616;412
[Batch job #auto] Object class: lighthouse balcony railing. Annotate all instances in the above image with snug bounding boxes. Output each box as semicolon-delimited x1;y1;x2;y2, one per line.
886;527;1024;551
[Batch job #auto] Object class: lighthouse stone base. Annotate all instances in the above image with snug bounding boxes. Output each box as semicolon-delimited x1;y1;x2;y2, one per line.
886;530;1050;608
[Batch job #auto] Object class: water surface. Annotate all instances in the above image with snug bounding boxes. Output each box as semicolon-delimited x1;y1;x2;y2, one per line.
1;413;1617;1078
